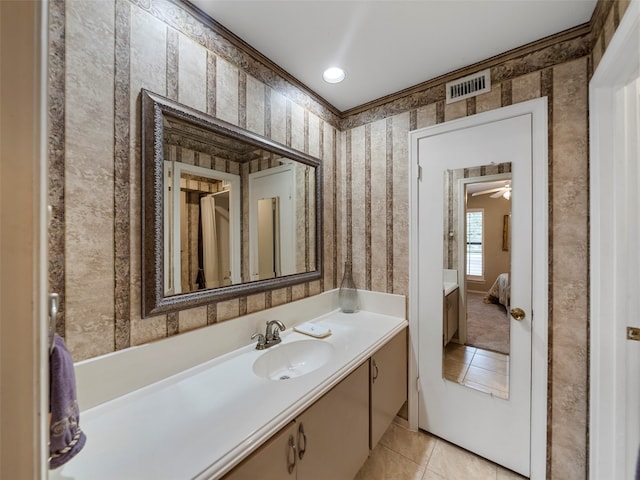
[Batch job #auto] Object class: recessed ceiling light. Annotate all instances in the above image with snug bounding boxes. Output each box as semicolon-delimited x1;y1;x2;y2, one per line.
323;67;346;84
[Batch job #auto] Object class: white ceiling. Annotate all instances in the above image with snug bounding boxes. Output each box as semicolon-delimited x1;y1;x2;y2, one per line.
467;179;510;195
189;0;597;112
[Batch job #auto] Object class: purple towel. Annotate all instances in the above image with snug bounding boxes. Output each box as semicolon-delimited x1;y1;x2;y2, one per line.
49;334;86;469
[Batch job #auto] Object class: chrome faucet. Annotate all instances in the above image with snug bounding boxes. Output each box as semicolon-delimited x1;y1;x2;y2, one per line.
251;320;286;350
265;320;286;346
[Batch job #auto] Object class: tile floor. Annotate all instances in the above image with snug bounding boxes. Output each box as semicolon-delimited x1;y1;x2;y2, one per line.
354;417;526;480
442;343;509;399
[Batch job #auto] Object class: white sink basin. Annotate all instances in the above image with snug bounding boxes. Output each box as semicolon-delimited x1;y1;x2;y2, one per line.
252;340;334;381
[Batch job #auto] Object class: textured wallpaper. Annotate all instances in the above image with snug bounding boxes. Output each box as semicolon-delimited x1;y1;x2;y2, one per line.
48;0;631;477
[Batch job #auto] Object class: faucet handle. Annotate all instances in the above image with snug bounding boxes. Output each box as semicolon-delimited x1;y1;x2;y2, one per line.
271;326;282;341
265;320;286;342
251;332;266;350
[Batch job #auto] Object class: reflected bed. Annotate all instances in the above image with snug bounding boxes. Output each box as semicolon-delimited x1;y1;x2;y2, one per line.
485;273;510;308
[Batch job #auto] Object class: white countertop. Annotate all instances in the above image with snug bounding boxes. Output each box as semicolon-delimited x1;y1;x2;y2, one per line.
444;282;459;296
443;269;459;296
51;309;407;480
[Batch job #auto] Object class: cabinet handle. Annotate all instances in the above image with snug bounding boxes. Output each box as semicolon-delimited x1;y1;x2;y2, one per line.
287;435;297;474
298;423;307;460
372;359;379;383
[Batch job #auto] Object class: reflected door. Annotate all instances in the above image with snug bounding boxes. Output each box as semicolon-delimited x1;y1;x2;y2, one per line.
257;197;280;279
416;113;533;476
249;165;296;281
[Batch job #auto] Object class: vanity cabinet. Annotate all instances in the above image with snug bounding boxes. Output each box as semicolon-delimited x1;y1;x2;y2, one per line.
443;288;459;346
223;361;369;480
370;328;408;449
222;420;297;480
296;361;369;480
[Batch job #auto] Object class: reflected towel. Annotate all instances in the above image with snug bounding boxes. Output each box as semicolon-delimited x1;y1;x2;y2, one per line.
49;334;86;469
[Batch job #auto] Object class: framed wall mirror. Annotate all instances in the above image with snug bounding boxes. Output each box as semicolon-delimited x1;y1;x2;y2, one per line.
141;89;322;318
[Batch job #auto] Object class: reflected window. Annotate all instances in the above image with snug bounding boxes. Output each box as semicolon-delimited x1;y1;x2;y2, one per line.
466;209;484;279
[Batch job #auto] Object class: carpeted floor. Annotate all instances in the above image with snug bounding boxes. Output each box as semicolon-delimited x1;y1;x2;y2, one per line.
465;292;510;355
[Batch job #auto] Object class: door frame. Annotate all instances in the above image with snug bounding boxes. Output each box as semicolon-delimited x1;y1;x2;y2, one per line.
589;2;640;478
408;98;548;478
456;172;512;346
168;162;241;293
0;0;49;477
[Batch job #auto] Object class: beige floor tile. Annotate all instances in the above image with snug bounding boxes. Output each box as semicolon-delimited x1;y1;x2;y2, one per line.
380;422;437;466
354;443;425;480
462;378;509;399
495;391;509;400
393;415;410;429
443;357;469;382
474;348;509;362
444;343;476;364
445;345;510;397
427;440;497;480
470;353;509;376
356;420;527;480
464;365;509;392
421;468;446;479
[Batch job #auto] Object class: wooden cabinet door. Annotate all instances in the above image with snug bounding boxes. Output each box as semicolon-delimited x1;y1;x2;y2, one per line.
295;362;369;480
222;421;297;480
370;328;408;449
444;288;459;345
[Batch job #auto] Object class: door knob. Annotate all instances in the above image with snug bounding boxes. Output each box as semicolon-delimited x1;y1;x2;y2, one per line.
510;307;526;321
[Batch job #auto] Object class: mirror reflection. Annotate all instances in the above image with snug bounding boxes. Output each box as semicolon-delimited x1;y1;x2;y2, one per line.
442;163;512;399
249;162;316;281
164;162;241;295
162;116;318;296
256;197;280;279
141;90;322;317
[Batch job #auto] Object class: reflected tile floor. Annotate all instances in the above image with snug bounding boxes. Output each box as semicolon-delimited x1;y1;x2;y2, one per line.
443;343;509;399
354;417;526;480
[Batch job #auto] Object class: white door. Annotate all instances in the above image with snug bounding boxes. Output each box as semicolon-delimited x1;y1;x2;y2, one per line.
590;3;640;477
409;99;548;477
249;165;296;280
620;76;640;480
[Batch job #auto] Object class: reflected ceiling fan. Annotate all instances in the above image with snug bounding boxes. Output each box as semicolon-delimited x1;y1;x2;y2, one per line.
471;182;512;199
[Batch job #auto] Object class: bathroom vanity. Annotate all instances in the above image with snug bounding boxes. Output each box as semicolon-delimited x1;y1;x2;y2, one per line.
443;269;459;346
50;290;407;480
223;329;406;479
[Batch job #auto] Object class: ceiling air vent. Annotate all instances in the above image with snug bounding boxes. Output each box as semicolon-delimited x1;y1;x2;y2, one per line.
445;69;491;104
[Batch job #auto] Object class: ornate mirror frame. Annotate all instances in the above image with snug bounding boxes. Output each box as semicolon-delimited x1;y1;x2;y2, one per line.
141;89;323;318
